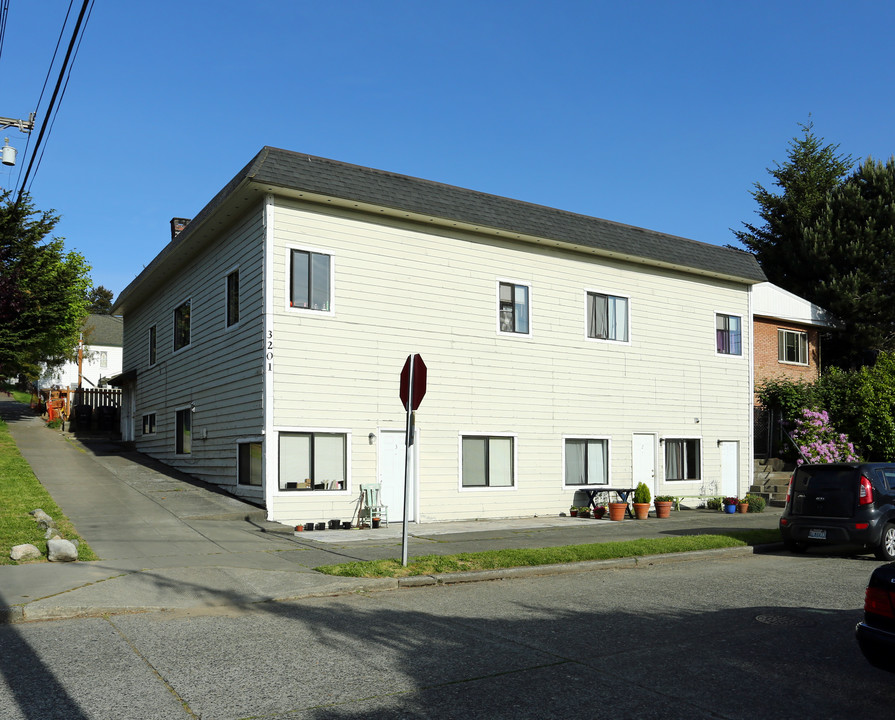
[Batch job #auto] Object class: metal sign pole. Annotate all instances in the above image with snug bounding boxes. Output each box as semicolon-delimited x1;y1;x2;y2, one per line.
401;355;414;566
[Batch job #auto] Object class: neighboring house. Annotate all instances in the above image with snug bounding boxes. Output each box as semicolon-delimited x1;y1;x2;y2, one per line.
111;147;766;525
752;282;832;391
40;314;123;389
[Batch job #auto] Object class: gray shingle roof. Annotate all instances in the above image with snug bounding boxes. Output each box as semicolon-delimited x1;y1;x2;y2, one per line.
82;314;123;347
115;147;764;312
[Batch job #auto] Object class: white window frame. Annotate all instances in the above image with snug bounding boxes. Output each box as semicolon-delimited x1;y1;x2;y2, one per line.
458;432;517;491
172;297;192;354
715;312;743;357
778;328;809;366
562;435;611;488
174;405;193;456
285;243;335;316
585;289;631;344
274;426;351;495
237;437;264;487
496;279;532;338
225;266;240;330
662;436;703;481
142;412;157;436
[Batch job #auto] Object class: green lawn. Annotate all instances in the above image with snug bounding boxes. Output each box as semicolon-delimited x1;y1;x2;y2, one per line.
0;417;98;564
314;529;781;578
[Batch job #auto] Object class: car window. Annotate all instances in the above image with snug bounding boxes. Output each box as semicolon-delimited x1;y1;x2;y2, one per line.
882;469;895;490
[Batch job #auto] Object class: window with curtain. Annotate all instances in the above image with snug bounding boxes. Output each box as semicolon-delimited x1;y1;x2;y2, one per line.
587;292;628;341
665;438;700;481
278;432;346;490
564;438;608;486
499;282;529;334
716;314;742;355
173;299;191;351
462;436;514;487
290;249;331;311
778;328;808;365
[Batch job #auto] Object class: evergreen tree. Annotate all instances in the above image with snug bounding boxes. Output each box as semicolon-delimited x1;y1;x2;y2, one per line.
733;120;853;294
0;192;92;379
87;285;114;314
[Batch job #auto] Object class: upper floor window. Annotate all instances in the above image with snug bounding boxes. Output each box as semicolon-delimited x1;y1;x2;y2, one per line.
226;270;240;327
290;249;331;311
716;314;741;355
148;325;157;366
564;438;609;486
587;292;629;342
462;435;514;487
778;329;808;365
498;282;529;334
173;299;191;351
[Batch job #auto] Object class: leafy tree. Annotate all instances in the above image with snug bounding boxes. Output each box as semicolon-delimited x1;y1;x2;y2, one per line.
0;192;92;380
733;120;853;293
802;157;895;366
87;285;114;314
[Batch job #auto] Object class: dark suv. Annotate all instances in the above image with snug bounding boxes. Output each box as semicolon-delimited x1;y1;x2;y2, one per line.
779;463;895;560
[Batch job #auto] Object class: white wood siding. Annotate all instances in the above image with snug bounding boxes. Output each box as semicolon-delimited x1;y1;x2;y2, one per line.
122;210;266;497
266;199;754;523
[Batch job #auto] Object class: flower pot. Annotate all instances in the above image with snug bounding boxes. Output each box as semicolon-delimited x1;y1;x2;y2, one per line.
315;522;326;530
372;518;381;529
608;502;627;521
724;504;737;514
304;522;315;531
633;502;650;520
328;519;341;530
737;503;749;514
654;501;673;519
579;510;590;518
342;521;352;530
570;509;578;517
594;508;606;519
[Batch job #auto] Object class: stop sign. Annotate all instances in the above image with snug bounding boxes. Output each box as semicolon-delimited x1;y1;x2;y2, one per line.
399;354;427;411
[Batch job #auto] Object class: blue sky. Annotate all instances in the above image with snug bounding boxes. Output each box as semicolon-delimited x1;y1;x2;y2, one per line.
2;1;893;298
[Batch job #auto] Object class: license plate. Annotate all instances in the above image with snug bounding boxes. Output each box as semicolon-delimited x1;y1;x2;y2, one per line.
808;529;826;540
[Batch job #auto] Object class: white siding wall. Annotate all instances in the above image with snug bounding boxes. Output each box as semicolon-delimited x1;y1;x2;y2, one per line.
122;210;266;498
267;199;753;523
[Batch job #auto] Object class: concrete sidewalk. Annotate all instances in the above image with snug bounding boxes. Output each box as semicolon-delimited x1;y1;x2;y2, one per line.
0;397;782;623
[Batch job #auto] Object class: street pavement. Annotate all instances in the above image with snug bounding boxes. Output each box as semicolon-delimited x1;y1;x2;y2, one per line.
0;396;782;624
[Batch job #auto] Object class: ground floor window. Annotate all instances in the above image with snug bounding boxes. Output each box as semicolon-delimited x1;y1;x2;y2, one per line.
142;413;156;435
238;442;262;486
175;408;191;454
462;435;514;487
279;432;346;490
665;438;700;481
564;438;608;486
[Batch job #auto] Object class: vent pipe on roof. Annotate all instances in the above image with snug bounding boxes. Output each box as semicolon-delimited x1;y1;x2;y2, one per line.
170;217;191;239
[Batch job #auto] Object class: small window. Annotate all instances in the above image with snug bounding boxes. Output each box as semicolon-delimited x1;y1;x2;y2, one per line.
238;442;262;486
279;432;346;490
290;249;331;311
665;439;700;481
587;292;628;342
462;435;514;487
142;413;156;435
175;408;191;454
148;325;157;366
499;282;530;334
174;300;191;351
564;438;608;486
227;270;240;327
778;329;808;365
716;314;741;355
98;351;108;368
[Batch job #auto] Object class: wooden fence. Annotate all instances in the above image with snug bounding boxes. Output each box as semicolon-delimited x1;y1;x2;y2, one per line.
72;387;122;409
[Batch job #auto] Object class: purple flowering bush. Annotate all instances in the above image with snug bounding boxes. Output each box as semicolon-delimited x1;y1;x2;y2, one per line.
791;408;860;465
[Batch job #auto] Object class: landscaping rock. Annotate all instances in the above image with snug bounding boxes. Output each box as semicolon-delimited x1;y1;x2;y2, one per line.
30;508;57;529
44;527;62;540
47;538;78;562
10;544;42;561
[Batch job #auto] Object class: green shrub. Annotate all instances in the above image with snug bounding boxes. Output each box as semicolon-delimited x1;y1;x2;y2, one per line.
633;482;651;504
742;494;766;513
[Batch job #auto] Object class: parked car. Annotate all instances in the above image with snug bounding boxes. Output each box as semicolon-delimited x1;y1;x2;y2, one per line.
856;562;895;672
779;463;895;559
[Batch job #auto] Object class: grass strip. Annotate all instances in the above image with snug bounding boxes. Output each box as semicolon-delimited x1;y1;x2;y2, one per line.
0;418;99;565
314;529;781;578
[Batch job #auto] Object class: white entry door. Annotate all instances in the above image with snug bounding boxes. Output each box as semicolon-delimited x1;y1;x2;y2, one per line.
378;429;415;522
632;433;657;498
720;441;739;498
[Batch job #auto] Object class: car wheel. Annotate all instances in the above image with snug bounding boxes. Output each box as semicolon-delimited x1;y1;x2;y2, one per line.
784;538;807;554
874;523;895;561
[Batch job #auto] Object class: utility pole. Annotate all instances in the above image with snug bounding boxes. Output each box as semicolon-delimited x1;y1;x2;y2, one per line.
0;113;35;167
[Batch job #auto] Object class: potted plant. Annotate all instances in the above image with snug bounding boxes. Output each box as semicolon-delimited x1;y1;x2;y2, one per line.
569;505;578;517
593;504;607;519
722;497;738;514
743;493;766;513
654;495;674;519
633;482;651;519
578;506;591;518
608;501;627;521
